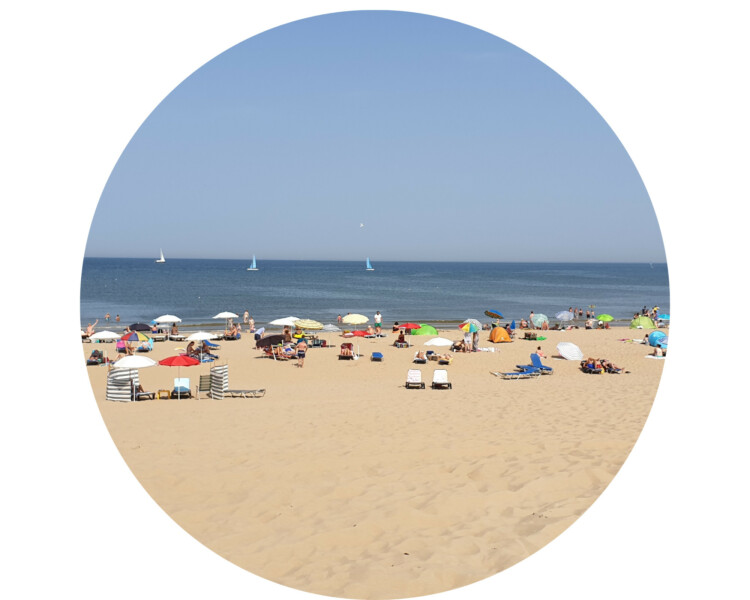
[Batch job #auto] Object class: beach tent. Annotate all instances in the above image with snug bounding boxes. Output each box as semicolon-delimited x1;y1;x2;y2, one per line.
489;327;511;343
630;315;657;329
648;331;667;347
412;324;438;336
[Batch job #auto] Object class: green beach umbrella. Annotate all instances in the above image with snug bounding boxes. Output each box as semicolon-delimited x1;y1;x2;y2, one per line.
412;324;438;336
596;314;614;322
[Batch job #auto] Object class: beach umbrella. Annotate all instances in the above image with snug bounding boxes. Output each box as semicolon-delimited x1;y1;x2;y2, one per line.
462;318;483;329
112;355;157;369
159;354;200;399
424;337;453;347
510;320;516;330
214;311;239;330
342;314;369;326
556;342;584;361
128;323;151;331
658;314;670;321
531;314;549;328
596;314;614;322
269;316;301;327
186;331;218;341
484;309;503;319
657;336;669;347
459;322;480;333
294;319;324;330
154;314;181;324
256;334;285;348
555;311;575;323
89;330;121;341
121;330;151;343
412;324;438;336
322;324;341;332
399;322;421;331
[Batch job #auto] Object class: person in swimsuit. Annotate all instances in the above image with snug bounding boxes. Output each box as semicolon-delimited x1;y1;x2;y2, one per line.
374;311;382;335
296;339;308;367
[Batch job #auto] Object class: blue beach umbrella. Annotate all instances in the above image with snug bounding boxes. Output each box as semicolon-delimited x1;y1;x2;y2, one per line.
648;331;667;347
484;309;503;319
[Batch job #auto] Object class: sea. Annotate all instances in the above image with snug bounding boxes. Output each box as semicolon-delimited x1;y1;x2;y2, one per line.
80;259;669;330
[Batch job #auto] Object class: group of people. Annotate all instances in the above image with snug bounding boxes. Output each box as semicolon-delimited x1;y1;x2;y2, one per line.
581;357;625;374
635;305;660;321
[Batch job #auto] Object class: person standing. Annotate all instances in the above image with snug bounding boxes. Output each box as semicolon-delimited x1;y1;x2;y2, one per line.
248;315;255;332
115;314;120;323
243;310;249;324
296;338;308;368
374;311;382;335
105;312;111;322
472;330;479;352
529;310;535;330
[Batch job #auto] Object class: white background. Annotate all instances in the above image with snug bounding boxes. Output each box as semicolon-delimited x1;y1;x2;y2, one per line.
2;1;747;599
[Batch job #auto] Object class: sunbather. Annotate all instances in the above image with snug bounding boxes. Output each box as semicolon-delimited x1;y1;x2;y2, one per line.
340;344;353;357
186;341;198;357
171;323;179;336
392;322;401;332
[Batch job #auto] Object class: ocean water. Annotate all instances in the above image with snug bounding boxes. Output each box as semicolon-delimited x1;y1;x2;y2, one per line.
80;259;669;330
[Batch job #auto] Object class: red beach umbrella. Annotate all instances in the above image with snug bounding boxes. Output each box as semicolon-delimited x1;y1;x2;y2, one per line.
400;323;421;331
158;355;200;399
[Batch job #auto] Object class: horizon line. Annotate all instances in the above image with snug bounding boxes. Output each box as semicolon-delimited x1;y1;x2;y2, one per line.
83;256;667;265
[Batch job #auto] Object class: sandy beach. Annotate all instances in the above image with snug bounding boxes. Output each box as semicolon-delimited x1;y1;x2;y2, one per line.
84;326;664;599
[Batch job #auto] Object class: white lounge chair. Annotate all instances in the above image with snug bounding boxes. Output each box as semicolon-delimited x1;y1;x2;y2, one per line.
431;369;452;389
405;369;425;389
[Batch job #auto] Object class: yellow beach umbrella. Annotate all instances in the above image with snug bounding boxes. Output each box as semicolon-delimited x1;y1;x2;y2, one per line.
341;314;369;325
294;319;324;330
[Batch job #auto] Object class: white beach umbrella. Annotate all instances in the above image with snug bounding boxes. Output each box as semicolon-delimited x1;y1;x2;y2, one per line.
112;355;157;369
555;311;575;322
186;331;218;341
556;342;584;361
213;311;240;330
424;337;453;347
154;314;182;323
269;316;300;327
322;324;341;332
89;330;121;341
294;319;324;330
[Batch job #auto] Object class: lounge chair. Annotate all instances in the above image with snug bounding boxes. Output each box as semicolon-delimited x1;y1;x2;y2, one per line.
413;352;427;364
136;338;154;353
580;361;603;374
371;352;383;361
133;382;155;401
490;369;541;380
339;343;355;360
516;353;553;374
405;369;425;389
171;377;192;399
426;350;437;360
431;369;452;389
225;388;266;398
438;356;453;365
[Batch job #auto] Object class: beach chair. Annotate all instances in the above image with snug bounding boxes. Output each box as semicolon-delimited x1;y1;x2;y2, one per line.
136;338;154;353
438;356;453;365
171;377;192;399
431;369;452;389
371;352;383;361
490;369;541;380
339;343;355;360
133;381;155;401
226;388;266;398
413;352;427;364
580;362;603;374
405;369;425;389
426;350;437;361
516;353;553;374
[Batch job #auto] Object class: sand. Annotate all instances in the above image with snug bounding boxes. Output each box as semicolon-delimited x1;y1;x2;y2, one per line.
84;326;664;599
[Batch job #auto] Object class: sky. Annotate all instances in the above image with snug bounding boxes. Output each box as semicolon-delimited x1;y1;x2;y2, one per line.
86;10;666;263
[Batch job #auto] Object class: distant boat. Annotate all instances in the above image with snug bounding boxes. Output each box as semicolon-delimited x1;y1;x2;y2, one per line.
366;257;374;271
247;255;258;271
156;249;166;263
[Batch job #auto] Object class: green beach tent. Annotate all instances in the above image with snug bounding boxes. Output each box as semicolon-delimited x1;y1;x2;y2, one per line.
630;315;657;329
412;324;438;336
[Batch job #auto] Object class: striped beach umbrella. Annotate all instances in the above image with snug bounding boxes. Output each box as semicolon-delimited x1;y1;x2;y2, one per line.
121;330;151;343
294;319;324;330
531;314;549;328
459;322;480;333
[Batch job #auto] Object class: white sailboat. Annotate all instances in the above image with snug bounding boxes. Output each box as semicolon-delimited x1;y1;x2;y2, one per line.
156;248;166;263
366;257;374;271
247;255;258;271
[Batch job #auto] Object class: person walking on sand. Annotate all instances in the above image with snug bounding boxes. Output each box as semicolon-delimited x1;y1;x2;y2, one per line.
296;338;308;368
374;311;382;335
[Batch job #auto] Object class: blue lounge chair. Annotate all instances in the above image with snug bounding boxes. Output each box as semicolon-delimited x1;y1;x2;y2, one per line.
171;377;192;399
371;352;383;361
515;353;553;374
491;369;541;380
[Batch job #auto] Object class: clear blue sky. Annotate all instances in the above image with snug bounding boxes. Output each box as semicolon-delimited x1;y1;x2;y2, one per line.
86;10;666;263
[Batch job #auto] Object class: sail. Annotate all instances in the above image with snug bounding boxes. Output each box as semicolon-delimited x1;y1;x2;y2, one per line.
156;248;165;263
366;257;373;270
248;254;258;270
